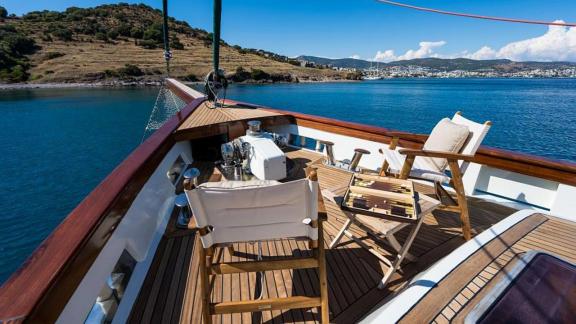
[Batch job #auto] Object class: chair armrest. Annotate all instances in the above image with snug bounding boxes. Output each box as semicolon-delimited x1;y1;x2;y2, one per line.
398;149;476;162
187;217;212;235
385;132;428;142
317;189;328;221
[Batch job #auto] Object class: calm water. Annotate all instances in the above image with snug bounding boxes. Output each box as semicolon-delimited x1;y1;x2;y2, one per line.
1;78;575;283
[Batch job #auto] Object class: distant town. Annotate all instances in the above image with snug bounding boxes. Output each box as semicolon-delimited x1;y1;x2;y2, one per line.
296;56;576;79
355;65;576;79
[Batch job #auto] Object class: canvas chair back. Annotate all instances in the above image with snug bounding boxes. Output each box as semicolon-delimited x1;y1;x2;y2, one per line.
450;112;491;174
186;178;319;248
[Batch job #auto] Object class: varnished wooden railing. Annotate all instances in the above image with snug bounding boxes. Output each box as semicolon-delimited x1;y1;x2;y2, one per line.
0;81;205;323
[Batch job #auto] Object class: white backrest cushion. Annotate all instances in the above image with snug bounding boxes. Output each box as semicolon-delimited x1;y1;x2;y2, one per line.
422;118;470;171
451;113;491;156
186;178;318;248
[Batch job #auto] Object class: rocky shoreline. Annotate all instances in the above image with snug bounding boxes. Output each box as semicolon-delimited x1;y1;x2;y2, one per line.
0;78;358;90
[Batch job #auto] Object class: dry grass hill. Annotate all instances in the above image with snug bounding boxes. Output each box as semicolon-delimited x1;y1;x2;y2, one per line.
0;3;355;84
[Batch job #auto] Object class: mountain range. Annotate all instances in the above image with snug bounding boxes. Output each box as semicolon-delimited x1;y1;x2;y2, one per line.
297;55;576;72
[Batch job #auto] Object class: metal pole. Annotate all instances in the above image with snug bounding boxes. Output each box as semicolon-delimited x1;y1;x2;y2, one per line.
161;0;171;76
213;0;222;81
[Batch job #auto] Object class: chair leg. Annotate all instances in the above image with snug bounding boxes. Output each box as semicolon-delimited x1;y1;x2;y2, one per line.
448;160;472;241
199;247;212;324
378;215;426;289
317;220;330;324
386;232;416;262
399;155;415;180
329;217;353;249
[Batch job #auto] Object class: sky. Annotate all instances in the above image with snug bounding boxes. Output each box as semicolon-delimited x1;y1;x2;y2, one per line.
3;0;576;62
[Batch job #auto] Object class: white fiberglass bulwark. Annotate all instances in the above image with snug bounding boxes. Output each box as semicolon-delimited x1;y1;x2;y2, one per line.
359;209;546;323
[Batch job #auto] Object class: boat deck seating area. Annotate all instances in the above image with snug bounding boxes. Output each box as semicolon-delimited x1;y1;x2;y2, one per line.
128;147;517;323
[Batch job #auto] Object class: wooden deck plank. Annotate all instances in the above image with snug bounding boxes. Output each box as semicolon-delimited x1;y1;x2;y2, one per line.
402;214;576;324
177;102;281;131
129;148;519;323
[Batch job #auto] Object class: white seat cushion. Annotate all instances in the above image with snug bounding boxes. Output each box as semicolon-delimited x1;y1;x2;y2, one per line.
383;148;451;183
422;118;470;171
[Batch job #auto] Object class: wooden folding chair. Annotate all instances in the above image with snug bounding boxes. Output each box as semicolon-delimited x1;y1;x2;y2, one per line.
379;112;491;241
184;169;329;324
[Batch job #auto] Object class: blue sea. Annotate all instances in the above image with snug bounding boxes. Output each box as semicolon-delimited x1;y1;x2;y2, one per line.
1;78;575;283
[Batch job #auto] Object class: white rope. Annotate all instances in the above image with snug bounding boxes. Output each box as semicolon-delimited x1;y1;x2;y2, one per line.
141;81;187;142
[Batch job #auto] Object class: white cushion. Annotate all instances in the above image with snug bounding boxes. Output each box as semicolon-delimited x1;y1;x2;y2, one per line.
409;168;451;183
422;118;470;171
383;148;451;183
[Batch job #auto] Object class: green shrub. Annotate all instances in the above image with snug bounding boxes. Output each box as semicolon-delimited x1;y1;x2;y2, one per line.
229;66;251;82
270;73;293;82
0;25;16;33
130;27;144;39
345;71;363;80
104;69;118;77
0;6;8;19
1;30;38;56
95;32;108;41
139;39;157;49
52;28;73;41
250;69;270;81
117;64;143;77
7;65;29;82
171;35;184;50
143;23;163;43
45;52;65;60
107;29;119;40
117;23;131;37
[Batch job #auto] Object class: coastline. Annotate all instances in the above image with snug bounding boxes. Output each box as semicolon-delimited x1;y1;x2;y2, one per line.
1;76;571;90
0;78;359;90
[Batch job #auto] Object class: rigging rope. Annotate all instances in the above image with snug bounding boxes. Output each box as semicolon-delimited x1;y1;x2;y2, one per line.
375;0;576;27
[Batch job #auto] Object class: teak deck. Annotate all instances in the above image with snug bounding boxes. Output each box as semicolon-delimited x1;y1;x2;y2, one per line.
128;148;518;324
399;213;576;324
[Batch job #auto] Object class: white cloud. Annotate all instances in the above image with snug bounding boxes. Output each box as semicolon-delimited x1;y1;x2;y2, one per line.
466;21;576;61
349;54;361;59
372;21;576;62
466;46;497;60
374;49;397;62
373;41;447;62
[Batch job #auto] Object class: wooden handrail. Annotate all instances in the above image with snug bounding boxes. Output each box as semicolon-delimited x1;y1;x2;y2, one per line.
0;96;206;323
221;99;576;186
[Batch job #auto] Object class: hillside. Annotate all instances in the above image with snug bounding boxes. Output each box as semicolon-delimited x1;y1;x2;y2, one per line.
298;55;576;72
0;4;352;84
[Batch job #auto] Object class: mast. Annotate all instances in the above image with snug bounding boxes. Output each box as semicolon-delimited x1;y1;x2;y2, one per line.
161;0;171;76
212;0;222;81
